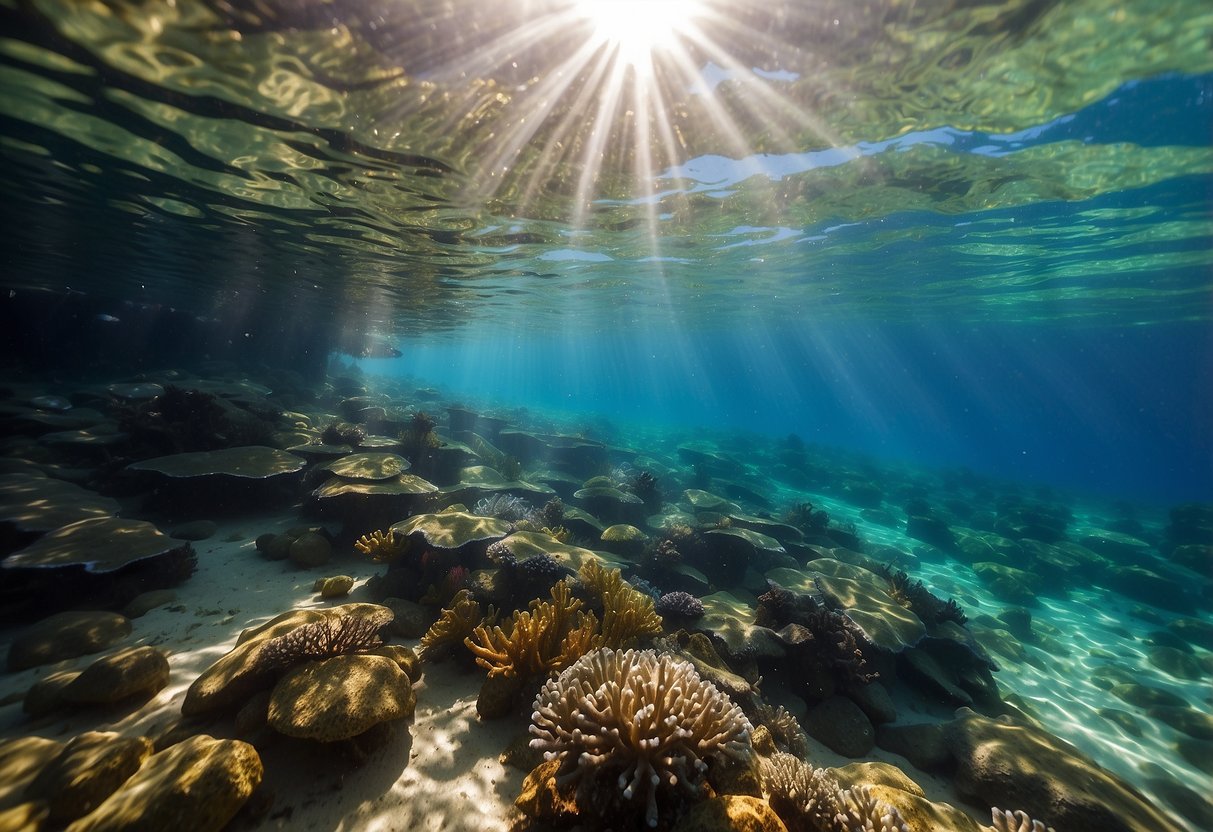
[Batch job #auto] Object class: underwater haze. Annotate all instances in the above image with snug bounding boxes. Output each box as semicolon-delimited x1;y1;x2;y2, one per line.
1;1;1212;831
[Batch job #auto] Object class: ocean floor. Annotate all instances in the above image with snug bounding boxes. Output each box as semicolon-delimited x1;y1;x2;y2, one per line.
0;366;1210;831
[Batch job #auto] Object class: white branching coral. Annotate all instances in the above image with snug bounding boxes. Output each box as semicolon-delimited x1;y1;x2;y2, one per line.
836;785;910;832
529;647;753;828
989;808;1057;832
760;752;842;832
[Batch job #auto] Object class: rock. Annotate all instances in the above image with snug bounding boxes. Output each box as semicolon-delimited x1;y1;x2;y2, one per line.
874;722;953;772
1176;737;1213;775
170;520;217;541
62;647;170;705
906;514;956;550
370;644;422;683
1146;646;1204;680
1147;706;1213;741
996;607;1033;641
972;562;1039;606
477;673;524;720
803;695;874;757
1168;544;1212;574
1078;529;1150;560
1110;683;1190;710
0;802;48;831
312;575;354;598
945;709;1184;832
123;590;177;618
24;732;153;822
234;690;271;737
64;734;262;832
1097;708;1143;737
255;533;291;560
832;761;925;797
7;611;131;671
854;784;986;832
1144;771;1213;831
1105;565;1193;614
1166;617;1213;651
0;736;65;800
267;654;415;742
843;682;896;725
899;648;971;707
515;759;578;823
670;795;788;832
380;597;431;639
288;531;331;568
23;670;81;717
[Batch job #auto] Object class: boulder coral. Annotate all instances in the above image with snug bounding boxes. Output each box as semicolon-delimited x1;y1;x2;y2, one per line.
529;646;753;828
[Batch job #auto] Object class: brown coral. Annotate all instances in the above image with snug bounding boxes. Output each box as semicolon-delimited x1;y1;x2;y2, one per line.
577;561;663;649
420;590;496;662
529;647;753;828
353;529;409;563
254;609;392;673
464;580;595;679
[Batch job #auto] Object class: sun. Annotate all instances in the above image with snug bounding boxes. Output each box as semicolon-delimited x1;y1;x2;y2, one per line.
575;0;703;75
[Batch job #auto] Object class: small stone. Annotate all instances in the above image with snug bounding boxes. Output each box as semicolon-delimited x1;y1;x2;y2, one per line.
288;532;331;568
477;673;524;720
123;590;177;618
23;670;81;717
380;597;431;639
312;575;354;599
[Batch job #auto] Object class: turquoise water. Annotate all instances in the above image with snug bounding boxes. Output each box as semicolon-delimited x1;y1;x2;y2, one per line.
1;1;1212;830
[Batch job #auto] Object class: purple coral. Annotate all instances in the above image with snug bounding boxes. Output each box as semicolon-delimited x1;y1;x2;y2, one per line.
655;591;704;619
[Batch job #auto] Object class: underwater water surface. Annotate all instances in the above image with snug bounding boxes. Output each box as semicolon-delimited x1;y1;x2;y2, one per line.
0;1;1211;831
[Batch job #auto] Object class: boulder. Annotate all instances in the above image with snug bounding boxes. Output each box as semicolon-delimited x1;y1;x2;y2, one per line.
61;646;170;705
64;735;262;832
945;709;1184;832
7;611;131;671
803;695;874;757
24;732;153;822
267;654;415;741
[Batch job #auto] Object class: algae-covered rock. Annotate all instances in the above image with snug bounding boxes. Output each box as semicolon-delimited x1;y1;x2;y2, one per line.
62;646;170;705
65;735;262;832
127;446;305;479
24;732;153;822
267;653;415;741
312;575;355;598
3;517;188;574
670;795;788;832
945;708;1184;832
320;451;410;481
7;611;132;671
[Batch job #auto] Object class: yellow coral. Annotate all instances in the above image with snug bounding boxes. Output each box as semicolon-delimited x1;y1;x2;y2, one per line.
465;580;592;678
578;561;663;649
421;590;495;662
541;525;571;543
353;529;408;563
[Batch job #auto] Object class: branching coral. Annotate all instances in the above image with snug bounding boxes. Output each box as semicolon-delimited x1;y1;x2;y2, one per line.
760;752;842;832
254;609;393;673
578;561;663;648
464;580;596;678
753;704;810;760
530;647;753;828
354;529;409;563
421;590;495;662
989;808;1056;832
835;785;910;832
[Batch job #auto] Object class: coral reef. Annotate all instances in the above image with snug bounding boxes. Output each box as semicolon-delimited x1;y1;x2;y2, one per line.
474;493;533;522
655;591;705;620
989;808;1057;832
881;567;967;626
420;590;495;662
760;752;841;832
354;528;410;563
529;647;753;828
835;785;910;832
320;421;365;446
753;704;810;760
465;579;596;679
254;609;392;673
756;581;878;687
578;561;663;649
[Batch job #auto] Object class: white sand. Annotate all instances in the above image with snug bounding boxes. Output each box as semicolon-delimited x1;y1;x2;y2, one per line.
0;510;525;831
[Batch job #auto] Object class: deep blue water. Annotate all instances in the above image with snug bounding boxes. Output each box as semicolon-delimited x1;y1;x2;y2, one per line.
371;318;1212;505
